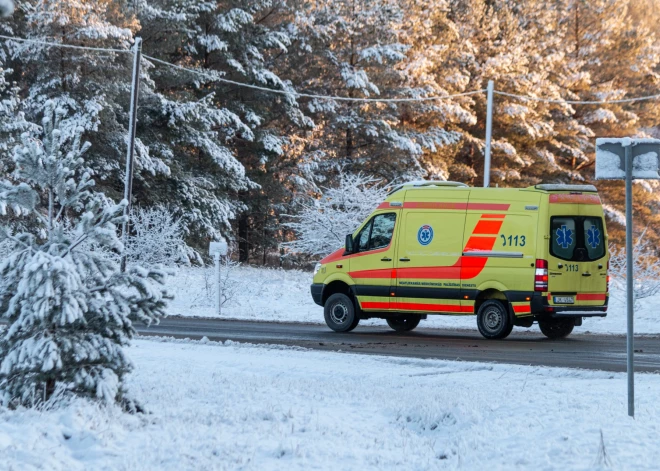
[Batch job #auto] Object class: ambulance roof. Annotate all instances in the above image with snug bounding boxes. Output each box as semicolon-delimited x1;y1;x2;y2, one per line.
389;181;597;195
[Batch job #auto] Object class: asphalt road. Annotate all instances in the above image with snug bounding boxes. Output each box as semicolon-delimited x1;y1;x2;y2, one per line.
136;317;660;373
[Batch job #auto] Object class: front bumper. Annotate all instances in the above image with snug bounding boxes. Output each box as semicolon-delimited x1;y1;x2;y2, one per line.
310;283;324;306
531;293;608;318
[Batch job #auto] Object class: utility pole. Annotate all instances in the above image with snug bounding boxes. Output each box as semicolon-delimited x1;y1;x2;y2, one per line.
483;80;494;188
121;37;142;273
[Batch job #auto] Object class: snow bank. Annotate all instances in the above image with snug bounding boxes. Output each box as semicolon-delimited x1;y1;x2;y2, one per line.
167;266;660;335
2;338;660;469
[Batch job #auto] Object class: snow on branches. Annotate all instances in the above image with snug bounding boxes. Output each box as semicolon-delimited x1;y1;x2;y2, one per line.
0;103;170;410
284;173;388;257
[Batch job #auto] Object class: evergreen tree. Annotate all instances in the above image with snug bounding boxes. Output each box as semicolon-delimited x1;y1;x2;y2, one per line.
0;103;169;409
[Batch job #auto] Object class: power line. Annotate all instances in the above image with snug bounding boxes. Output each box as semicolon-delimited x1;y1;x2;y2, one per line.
2;33;660;105
0;34;130;54
143;54;485;103
494;89;660;105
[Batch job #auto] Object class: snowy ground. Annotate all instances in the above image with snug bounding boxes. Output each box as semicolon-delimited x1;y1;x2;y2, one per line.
167;266;660;335
1;337;659;470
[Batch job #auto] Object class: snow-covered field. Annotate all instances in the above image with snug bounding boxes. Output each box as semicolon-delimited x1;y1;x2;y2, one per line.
167;266;660;335
1;337;659;470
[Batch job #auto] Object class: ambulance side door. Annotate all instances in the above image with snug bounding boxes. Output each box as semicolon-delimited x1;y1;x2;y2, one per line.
394;189;468;314
348;211;399;312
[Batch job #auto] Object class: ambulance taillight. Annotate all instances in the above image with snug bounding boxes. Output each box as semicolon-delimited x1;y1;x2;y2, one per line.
534;259;548;291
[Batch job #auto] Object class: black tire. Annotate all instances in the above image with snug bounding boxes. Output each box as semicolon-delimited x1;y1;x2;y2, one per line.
386;315;421;332
538;318;574;339
476;300;513;339
324;293;359;332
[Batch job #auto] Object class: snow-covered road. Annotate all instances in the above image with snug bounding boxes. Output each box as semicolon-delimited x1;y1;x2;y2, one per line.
2;337;660;470
167;266;660;336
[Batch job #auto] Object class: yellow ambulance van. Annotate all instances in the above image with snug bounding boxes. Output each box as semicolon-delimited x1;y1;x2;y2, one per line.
310;182;609;339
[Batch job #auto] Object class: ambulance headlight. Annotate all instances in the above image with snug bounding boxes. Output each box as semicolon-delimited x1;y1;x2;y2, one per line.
314;262;322;275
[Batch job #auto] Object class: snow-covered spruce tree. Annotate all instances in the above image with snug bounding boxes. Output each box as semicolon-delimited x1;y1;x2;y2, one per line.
138;0;314;262
284;173;388;257
0;103;169;409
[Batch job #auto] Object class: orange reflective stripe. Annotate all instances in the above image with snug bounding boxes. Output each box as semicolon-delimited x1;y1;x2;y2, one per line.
513;304;531;314
473;220;503;235
463;236;497;251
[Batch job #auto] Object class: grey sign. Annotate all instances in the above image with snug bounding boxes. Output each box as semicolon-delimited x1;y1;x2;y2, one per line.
595;138;660;180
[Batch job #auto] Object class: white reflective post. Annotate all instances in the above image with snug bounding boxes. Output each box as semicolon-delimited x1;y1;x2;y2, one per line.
215;251;222;317
209;240;228;317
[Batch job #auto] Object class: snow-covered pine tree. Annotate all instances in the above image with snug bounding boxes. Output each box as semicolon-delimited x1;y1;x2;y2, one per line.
0;102;169;409
284;173;388;256
288;0;432;182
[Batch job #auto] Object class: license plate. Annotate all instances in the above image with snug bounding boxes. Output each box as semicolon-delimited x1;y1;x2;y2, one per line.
554;296;574;304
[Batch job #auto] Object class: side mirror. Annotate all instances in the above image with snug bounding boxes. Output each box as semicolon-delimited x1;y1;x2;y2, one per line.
345;234;355;254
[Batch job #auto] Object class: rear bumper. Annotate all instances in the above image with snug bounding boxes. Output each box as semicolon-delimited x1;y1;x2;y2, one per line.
310;283;324;306
531;293;608;318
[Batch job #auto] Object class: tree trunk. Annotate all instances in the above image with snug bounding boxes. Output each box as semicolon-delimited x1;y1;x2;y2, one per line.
238;212;249;263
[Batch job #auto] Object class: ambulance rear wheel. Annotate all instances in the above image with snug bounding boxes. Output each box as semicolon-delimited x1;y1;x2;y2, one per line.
386;315;421;332
477;300;513;340
324;293;359;332
538;318;574;339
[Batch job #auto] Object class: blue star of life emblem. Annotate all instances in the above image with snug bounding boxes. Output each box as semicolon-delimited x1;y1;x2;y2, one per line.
587;226;601;249
417;224;433;246
556;225;573;250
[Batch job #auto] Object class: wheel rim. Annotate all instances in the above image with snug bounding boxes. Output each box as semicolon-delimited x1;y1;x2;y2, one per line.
483;307;503;332
330;302;349;325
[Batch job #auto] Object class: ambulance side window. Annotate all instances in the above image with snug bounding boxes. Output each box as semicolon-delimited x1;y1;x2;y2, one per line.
356;220;372;252
370;213;396;250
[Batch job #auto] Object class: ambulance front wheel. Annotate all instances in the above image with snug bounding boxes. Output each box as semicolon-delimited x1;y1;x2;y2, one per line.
386;315;421;332
324;293;359;332
476;300;513;340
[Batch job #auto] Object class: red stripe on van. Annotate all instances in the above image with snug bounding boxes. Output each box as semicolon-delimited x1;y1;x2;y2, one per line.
348;268;395;279
513;305;531;314
473;220;503;235
361;302;471;313
467;203;510;211
481;214;506;219
576;293;607;301
549;194;601;205
404;202;468;210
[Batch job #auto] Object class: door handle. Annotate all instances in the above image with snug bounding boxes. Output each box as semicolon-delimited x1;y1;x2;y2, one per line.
399;257;410;262
381;257;392;262
582;272;592;277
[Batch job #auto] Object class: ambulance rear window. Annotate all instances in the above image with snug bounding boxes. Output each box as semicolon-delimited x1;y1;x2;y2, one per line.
550;216;605;261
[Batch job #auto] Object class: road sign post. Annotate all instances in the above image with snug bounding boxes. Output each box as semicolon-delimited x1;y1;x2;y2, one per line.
596;137;660;418
209;240;229;317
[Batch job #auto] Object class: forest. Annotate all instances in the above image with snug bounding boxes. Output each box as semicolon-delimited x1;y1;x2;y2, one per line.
1;0;659;263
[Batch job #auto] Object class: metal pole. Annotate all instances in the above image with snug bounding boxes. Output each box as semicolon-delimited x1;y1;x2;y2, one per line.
121;37;143;272
483;80;494;188
215;252;222;316
625;142;635;418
